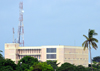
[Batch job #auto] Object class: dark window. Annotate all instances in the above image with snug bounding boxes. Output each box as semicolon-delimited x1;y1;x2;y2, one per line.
19;56;20;59
47;48;56;53
39;55;40;59
47;54;56;59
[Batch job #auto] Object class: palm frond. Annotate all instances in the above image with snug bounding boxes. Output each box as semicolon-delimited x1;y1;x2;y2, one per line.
93;33;98;35
83;35;88;40
85;41;88;48
91;41;98;50
0;50;2;52
88;29;98;38
83;47;86;50
88;29;94;38
82;40;88;50
82;40;86;47
91;38;98;43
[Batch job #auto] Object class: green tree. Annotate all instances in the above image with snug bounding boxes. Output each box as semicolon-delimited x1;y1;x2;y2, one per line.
17;56;39;71
77;65;87;71
27;62;54;71
16;63;29;71
85;67;91;71
0;59;17;71
0;50;4;60
92;56;100;62
0;66;13;71
82;29;98;71
46;60;60;70
56;62;77;71
91;61;100;71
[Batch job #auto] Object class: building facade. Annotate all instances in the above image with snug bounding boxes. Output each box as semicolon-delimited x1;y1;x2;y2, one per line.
5;43;88;67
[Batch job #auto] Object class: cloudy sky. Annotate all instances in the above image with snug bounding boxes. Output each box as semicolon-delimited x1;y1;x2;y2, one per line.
0;0;100;62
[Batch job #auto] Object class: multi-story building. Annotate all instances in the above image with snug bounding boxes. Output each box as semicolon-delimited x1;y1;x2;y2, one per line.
5;43;88;67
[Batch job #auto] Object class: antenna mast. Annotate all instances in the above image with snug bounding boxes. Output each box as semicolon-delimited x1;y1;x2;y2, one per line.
18;2;24;46
13;28;15;43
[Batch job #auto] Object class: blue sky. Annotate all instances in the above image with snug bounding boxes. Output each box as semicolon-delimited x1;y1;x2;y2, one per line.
0;0;100;62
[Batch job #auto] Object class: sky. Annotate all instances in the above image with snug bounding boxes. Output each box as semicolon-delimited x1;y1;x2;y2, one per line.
0;0;100;62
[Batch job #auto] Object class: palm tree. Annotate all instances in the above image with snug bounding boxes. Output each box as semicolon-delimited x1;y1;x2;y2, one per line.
82;29;98;71
0;50;4;60
0;50;2;52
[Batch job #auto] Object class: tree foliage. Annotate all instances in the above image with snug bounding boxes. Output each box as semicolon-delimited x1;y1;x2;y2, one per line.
82;29;98;50
0;66;13;71
0;50;4;60
16;56;39;71
92;56;100;62
46;60;60;70
18;56;39;65
0;59;17;71
77;65;87;71
56;62;78;71
27;62;54;71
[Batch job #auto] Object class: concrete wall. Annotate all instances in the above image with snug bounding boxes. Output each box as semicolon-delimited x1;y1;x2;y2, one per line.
64;46;88;67
57;46;64;66
5;43;19;64
41;48;46;62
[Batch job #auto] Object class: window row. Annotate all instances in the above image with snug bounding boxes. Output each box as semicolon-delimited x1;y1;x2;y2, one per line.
64;49;88;53
68;52;88;53
47;48;56;53
65;58;88;60
47;54;56;59
18;49;41;54
18;55;41;59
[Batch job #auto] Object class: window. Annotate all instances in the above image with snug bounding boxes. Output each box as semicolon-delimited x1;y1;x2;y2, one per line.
19;56;20;59
80;58;82;60
47;54;56;59
39;55;40;59
27;49;28;53
47;48;56;53
39;49;40;53
29;49;31;53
